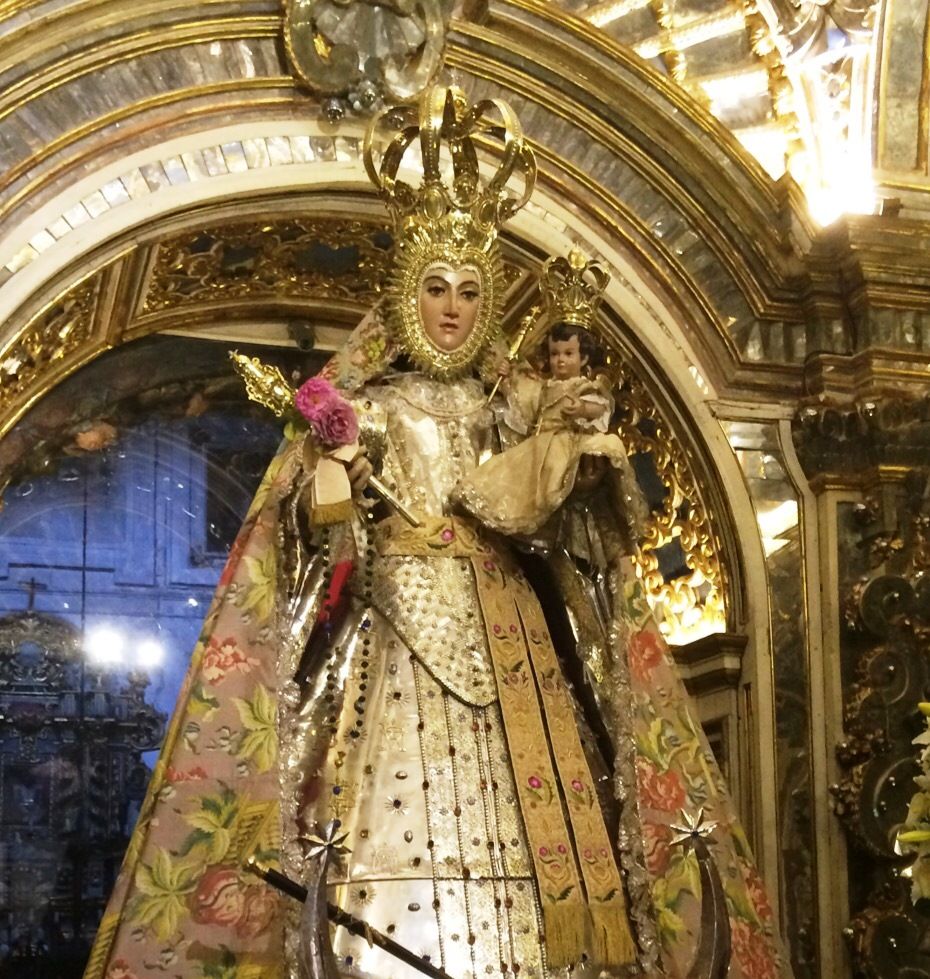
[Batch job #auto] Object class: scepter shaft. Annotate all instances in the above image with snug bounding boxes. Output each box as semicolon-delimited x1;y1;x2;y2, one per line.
246;861;457;979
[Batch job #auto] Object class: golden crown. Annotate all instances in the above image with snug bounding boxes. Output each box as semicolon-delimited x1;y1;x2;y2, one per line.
364;85;537;254
541;248;610;330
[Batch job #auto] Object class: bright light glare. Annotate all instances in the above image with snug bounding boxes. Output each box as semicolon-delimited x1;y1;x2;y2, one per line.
757;499;798;538
808;174;875;227
86;626;125;666
757;499;799;556
136;639;165;669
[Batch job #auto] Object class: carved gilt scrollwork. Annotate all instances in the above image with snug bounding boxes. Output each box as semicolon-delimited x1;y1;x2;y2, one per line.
833;566;930;976
142;219;395;315
614;365;727;644
806;394;930;978
0;278;98;416
0;612;80;690
0;610;165;754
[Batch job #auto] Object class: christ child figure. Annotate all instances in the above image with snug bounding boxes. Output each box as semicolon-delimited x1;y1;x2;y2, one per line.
454;322;631;536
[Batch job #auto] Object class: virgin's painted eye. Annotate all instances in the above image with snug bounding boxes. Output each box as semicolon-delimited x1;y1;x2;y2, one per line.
426;285;445;296
461;289;479;302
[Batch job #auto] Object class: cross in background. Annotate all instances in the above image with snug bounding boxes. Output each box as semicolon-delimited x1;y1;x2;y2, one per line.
19;576;48;611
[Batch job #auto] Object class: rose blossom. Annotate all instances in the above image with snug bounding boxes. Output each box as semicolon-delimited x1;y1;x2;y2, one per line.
191;867;247;928
629;630;665;686
295;376;338;423
190;866;276;938
218;532;247;588
637;759;687;813
201;636;259;683
237;883;277;938
166;765;208;783
642;821;672;876
314;398;359;447
743;864;774;920
105;960;138;979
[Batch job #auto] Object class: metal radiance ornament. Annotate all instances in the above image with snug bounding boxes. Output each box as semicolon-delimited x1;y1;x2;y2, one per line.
284;0;448;119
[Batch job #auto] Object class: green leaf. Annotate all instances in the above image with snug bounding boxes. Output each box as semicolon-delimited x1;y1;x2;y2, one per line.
129;847;199;940
725;877;760;925
182;790;242;864
662;850;699;906
177;828;212;858
233;685;277;773
239;549;278;621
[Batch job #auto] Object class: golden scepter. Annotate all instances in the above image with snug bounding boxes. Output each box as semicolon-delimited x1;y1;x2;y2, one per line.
485;304;543;405
229;351;422;527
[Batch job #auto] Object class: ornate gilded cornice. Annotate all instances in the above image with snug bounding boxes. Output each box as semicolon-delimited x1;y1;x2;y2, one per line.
793;394;930;488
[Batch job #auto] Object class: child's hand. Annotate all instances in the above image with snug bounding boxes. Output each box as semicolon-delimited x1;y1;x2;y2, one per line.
497;359;512;380
561;397;585;419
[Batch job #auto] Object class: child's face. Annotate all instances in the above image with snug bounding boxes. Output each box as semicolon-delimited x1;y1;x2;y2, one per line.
548;335;588;380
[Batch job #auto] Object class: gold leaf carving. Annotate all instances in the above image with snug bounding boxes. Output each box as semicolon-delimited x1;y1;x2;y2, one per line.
615;366;727;644
143;219;396;314
0;278;99;414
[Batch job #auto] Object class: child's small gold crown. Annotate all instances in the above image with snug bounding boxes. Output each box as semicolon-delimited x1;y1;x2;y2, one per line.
541;248;610;329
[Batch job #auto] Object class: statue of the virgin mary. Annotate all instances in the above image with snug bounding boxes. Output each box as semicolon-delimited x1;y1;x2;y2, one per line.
84;86;786;979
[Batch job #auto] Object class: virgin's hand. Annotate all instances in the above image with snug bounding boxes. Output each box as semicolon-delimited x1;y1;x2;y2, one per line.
347;450;373;495
574;454;608;493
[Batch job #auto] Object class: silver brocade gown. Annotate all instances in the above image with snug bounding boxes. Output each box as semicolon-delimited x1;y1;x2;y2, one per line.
285;374;619;979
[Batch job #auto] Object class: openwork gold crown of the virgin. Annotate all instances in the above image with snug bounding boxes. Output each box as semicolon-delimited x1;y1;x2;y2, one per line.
541;248;610;330
364;85;537;253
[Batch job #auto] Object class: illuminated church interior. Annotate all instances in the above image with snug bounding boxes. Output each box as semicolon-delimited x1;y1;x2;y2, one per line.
2;1;930;977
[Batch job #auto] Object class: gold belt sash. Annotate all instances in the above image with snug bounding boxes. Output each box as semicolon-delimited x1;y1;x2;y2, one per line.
375;516;635;968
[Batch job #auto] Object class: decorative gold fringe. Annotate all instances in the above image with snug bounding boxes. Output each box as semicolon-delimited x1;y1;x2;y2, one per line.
589;902;637;966
311;499;354;525
542;901;589;968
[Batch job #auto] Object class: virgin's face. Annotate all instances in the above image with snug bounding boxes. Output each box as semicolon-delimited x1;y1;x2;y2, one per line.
417;263;482;352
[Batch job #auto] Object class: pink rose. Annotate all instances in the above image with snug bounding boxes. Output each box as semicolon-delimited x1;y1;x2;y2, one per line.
105;960;138;979
629;630;665;686
314;399;359;447
190;866;277;938
166;765;208;783
191;867;247;928
743;864;774;921
218;531;248;588
201;636;259;684
636;759;686;813
237;883;277;938
295;376;338;423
